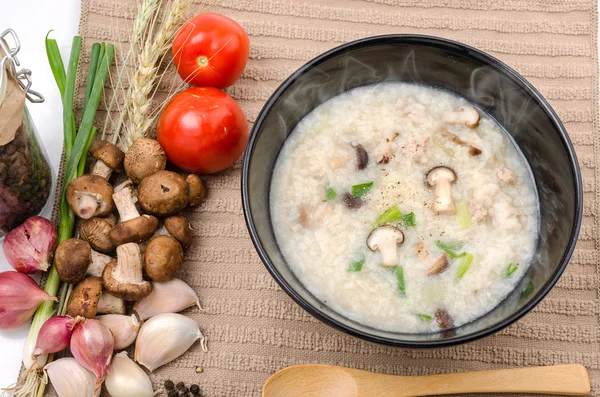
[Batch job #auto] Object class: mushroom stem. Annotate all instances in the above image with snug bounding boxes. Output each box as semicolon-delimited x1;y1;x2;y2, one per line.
97;292;126;315
87;250;115;278
379;239;400;267
433;180;455;214
115;243;144;282
91;161;113;179
113;183;139;222
74;192;104;220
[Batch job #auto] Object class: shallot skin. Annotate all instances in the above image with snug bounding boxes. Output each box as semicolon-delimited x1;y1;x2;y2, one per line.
70;319;114;392
3;216;57;273
0;271;57;329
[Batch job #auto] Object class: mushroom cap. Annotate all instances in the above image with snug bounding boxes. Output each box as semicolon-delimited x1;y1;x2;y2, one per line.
66;277;103;318
144;235;183;282
458;105;480;128
163;215;193;249
124;138;167;183
427;254;449;276
354;144;369;170
55;238;92;284
138;170;189;216
66;175;115;219
89;140;125;170
109;215;159;246
186;174;206;207
102;261;153;301
366;226;405;251
80;217;116;253
425;166;457;187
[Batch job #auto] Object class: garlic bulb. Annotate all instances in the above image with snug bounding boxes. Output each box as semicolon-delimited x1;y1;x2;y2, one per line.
45;357;96;397
105;352;154;397
134;278;201;320
96;314;140;350
135;313;206;371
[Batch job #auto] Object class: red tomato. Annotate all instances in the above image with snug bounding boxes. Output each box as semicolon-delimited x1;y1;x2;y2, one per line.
157;87;249;174
172;13;250;88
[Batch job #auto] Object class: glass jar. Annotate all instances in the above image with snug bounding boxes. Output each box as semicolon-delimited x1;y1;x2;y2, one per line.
0;29;52;233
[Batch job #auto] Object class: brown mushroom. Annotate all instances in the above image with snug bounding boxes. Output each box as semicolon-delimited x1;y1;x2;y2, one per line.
144;235;183;282
186;174;206;206
138;170;188;217
102;242;152;301
354;144;369;170
66;175;115;219
89;140;124;179
96;291;126;315
427;254;449;276
439;128;481;156
66;277;103;318
55;238;92;284
109;180;159;246
366;226;404;267
425;166;457;215
80;215;117;253
342;193;362;209
124;138;166;183
158;215;193;249
435;308;454;330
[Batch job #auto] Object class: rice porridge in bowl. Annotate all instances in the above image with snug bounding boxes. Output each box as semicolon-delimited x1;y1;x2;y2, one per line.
270;82;539;334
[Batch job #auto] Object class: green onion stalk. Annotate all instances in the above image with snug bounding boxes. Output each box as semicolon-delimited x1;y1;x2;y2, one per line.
13;35;114;397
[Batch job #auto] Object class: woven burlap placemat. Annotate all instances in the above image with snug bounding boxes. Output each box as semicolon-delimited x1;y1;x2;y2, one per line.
50;0;600;395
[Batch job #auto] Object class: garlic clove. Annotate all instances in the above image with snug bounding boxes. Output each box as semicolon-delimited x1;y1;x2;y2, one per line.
0;271;58;330
135;313;206;372
45;357;96;397
133;278;201;320
106;352;154;397
3;216;57;273
70;318;114;392
96;314;140;350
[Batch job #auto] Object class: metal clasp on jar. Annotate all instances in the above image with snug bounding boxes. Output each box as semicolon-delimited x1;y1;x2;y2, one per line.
0;29;44;103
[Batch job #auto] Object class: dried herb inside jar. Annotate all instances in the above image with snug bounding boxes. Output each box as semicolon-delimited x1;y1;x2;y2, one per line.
0;107;51;232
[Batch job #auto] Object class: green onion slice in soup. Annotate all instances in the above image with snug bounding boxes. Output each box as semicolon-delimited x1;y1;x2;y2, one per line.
351;181;374;198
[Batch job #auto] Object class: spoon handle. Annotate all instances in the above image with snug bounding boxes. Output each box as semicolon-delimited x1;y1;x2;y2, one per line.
351;364;590;396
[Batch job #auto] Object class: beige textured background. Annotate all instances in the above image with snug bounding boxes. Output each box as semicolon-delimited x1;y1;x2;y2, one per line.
66;0;600;395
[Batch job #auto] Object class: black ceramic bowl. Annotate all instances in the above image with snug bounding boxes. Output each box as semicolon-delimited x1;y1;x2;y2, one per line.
241;35;582;347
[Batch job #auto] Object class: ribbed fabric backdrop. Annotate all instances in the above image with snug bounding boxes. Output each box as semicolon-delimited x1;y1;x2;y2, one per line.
47;0;600;395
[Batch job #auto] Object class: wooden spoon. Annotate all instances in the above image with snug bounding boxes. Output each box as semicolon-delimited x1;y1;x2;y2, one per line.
263;364;590;397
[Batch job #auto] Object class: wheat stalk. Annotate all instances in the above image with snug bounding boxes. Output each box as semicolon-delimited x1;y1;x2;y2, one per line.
125;0;190;146
103;0;160;141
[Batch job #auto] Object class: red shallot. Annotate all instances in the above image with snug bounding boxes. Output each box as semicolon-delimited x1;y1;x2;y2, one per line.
0;271;57;329
3;216;57;273
33;315;82;359
70;318;114;392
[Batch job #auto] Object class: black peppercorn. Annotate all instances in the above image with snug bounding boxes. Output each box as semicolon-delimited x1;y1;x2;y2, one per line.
180;387;189;394
189;384;200;395
176;382;185;390
165;380;175;390
179;393;190;397
167;390;177;397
